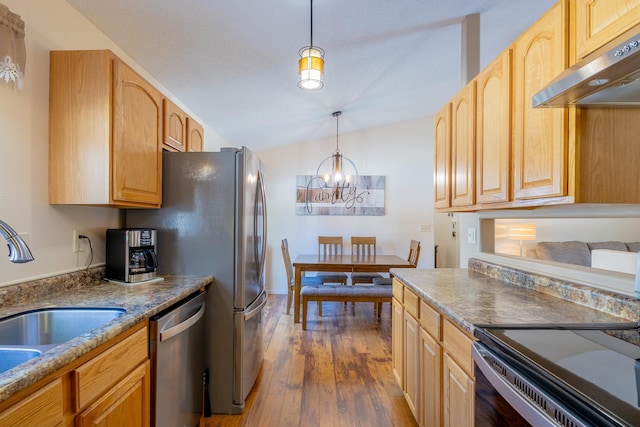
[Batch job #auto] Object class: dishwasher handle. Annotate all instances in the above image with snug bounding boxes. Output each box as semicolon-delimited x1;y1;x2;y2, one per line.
160;302;206;342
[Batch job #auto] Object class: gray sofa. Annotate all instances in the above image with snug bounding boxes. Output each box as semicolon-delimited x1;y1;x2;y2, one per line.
535;241;640;267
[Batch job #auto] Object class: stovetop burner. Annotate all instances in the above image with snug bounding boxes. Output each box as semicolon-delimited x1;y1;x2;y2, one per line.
475;324;640;427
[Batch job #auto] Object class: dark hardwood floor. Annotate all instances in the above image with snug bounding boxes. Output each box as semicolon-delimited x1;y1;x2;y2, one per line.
205;295;418;427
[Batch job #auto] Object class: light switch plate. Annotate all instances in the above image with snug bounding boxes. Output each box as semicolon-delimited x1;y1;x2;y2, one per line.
467;228;476;244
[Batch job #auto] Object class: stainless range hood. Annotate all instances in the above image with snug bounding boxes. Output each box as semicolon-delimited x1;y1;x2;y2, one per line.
533;31;640;108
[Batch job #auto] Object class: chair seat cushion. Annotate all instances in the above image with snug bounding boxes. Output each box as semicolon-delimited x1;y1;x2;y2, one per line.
301;276;324;285
351;272;383;280
372;277;392;286
316;272;348;283
301;284;392;298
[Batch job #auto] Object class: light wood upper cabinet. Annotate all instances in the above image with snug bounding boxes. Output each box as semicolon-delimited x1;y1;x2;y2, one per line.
574;0;640;60
163;99;187;152
451;81;476;207
476;50;512;204
513;1;568;201
187;117;204;152
49;50;162;208
163;100;204;152
434;103;452;209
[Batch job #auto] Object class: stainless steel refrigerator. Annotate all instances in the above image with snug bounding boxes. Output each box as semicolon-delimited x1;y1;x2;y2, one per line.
127;147;268;415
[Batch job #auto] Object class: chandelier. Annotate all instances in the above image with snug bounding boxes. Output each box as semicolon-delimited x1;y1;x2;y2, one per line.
298;0;324;90
316;111;359;201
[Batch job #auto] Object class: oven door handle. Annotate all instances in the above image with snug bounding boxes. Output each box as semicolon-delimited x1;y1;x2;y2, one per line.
472;343;582;427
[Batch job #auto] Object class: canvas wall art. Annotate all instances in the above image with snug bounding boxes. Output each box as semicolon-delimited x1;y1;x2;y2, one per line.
296;175;385;216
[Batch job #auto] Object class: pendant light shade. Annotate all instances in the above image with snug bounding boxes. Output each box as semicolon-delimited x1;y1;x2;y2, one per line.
298;0;324;90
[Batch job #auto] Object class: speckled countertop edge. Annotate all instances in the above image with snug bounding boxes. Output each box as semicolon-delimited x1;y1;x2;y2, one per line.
390;258;640;337
0;268;212;403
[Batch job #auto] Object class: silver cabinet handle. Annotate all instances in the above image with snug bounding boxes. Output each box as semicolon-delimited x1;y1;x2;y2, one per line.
160;302;206;342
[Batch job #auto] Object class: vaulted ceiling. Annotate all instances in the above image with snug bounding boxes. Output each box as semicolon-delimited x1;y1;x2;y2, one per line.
65;0;556;150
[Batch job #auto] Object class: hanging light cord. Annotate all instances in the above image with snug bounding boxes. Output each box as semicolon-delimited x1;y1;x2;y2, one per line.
310;0;314;47
333;111;341;151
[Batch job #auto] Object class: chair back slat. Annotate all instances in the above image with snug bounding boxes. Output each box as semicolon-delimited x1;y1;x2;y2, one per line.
408;240;421;266
318;236;343;256
351;236;377;257
281;238;294;286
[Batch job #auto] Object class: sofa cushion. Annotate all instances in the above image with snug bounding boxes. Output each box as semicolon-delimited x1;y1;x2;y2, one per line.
626;242;640;252
536;241;591;267
587;241;628;252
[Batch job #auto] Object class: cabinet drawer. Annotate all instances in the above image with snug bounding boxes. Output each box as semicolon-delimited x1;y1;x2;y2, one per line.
392;278;403;302
419;299;441;340
0;378;63;427
442;319;474;377
403;287;419;320
73;326;148;410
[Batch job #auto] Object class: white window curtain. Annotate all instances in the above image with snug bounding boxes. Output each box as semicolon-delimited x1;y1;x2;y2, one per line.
0;3;25;90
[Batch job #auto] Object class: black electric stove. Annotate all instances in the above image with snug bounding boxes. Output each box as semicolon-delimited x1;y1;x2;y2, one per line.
474;324;640;427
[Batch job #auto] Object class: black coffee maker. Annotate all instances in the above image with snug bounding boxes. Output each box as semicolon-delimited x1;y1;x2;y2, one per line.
105;229;157;283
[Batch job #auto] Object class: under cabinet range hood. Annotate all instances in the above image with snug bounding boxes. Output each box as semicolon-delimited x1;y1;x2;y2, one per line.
533;31;640;108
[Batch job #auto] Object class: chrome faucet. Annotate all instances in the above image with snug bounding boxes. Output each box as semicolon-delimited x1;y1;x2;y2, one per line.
0;220;34;263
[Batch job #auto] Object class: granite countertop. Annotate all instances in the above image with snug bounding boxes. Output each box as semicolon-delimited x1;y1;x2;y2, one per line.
0;272;212;404
390;266;639;336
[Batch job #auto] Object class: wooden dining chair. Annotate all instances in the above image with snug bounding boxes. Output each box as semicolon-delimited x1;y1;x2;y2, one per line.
281;238;323;315
316;236;348;285
351;236;384;285
373;240;421;287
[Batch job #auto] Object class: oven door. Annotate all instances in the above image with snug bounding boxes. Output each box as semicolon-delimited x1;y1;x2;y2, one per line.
473;343;588;427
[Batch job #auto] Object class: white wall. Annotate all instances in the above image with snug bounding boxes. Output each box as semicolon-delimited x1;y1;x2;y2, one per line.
257;117;435;295
0;0;223;286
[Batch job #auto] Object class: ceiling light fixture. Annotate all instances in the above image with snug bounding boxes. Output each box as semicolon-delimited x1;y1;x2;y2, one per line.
316;111;358;200
298;0;324;90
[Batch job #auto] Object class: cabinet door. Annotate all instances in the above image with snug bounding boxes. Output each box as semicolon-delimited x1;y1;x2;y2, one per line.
404;312;420;419
420;328;441;427
575;0;640;60
451;81;475;207
163;99;187;152
443;353;474;427
112;59;163;206
0;378;63;427
392;298;404;388
187;117;204;152
76;361;151;427
434;103;451;209
513;2;567;201
476;50;512;204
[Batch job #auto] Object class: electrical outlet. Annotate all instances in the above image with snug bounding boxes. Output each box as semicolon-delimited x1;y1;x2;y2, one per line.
72;230;85;253
419;224;431;232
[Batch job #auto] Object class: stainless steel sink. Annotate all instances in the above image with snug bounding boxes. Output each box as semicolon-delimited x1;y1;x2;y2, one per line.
0;307;126;346
0;347;42;373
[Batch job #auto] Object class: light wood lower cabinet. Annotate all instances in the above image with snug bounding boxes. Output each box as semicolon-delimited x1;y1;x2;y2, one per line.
392;297;404;388
392;279;475;427
0;378;63;427
443;353;474;427
420;327;441;427
0;322;150;427
76;361;151;427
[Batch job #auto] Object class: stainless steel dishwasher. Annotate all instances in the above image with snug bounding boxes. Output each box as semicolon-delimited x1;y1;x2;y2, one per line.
150;290;206;427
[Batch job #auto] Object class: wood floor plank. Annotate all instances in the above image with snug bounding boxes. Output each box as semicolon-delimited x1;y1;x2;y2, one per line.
205;295;418;427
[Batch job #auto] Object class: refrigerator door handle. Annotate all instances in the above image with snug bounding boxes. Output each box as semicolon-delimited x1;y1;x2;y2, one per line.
160;302;206;342
244;290;268;321
255;169;268;285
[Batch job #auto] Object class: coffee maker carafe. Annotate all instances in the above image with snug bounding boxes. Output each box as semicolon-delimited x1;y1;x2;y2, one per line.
106;229;157;283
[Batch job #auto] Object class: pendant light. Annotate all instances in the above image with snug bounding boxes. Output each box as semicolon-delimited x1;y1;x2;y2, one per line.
298;0;324;90
316;111;358;200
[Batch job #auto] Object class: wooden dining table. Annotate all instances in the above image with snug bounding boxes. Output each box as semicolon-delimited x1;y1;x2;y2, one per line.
292;254;415;323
